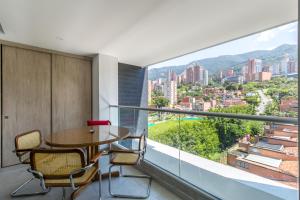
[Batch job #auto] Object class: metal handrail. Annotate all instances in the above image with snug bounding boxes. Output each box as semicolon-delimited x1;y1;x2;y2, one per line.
110;105;298;124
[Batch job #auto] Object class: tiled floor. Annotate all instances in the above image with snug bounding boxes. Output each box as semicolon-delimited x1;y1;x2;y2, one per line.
0;163;182;200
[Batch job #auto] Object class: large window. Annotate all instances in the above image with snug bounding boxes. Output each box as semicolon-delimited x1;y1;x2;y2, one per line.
146;22;298;198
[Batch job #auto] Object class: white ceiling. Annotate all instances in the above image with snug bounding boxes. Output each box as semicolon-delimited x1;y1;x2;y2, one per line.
0;0;297;66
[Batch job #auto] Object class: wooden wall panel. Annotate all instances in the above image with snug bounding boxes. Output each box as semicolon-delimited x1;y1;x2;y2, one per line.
52;55;91;133
2;46;51;167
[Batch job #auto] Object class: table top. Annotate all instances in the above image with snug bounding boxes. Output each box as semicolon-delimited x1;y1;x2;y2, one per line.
45;126;130;147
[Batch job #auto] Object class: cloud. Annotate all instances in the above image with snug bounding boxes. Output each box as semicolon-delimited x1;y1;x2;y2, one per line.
256;30;276;42
288;28;297;33
256;22;297;42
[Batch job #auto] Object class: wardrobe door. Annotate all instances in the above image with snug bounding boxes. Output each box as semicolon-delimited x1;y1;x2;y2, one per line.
2;46;51;167
52;55;91;133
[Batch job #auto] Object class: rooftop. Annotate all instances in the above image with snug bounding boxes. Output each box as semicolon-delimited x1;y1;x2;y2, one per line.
284;147;298;157
245;154;282;168
280;161;299;177
254;141;284;151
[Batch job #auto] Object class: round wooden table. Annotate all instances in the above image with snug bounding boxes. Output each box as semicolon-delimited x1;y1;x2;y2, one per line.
46;125;130;163
45;125;130;199
45;126;130;148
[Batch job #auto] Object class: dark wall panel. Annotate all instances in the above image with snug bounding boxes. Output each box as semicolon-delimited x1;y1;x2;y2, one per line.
118;63;147;146
118;63;145;106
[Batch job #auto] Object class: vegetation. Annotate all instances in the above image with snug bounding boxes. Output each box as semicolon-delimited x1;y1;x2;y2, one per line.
151;90;169;108
152;97;169;108
224;82;241;91
177;84;203;100
149;105;264;161
264;101;280;116
148;77;297;164
149;120;220;160
263;77;298;117
209;105;263;150
244;94;260;106
265;77;298;102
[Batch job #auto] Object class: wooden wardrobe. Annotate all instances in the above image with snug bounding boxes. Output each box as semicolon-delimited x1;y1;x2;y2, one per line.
0;42;92;167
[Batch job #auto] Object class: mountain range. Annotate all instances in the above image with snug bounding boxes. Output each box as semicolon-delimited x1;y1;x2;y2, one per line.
148;44;297;80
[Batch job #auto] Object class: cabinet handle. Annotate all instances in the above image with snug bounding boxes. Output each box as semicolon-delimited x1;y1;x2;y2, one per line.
4;116;9;119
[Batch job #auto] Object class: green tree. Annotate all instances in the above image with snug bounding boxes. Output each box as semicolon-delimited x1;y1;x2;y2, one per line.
225;83;239;91
149;120;220;160
208;105;262;149
152;90;164;97
152;97;169;108
264;102;279;116
245;95;260;106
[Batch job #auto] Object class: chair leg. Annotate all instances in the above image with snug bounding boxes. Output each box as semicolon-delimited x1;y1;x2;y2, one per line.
108;164;114;197
62;187;66;200
10;177;51;197
120;166;123;176
108;164;152;199
98;168;102;200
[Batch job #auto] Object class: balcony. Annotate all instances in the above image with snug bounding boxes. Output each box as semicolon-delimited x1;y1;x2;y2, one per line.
0;1;298;200
109;105;298;200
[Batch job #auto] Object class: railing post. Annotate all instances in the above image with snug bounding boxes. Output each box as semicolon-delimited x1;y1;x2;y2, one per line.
178;113;181;177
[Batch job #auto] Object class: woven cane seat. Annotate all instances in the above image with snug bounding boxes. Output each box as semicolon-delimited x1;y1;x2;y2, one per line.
110;152;140;165
45;166;97;187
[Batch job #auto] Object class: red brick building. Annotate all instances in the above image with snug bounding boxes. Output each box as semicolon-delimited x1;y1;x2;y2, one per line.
227;124;298;188
280;97;298;112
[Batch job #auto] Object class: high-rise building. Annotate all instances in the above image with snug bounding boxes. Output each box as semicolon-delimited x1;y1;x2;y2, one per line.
203;69;209;85
171;71;177;81
246;59;262;81
182;65;208;85
241;65;247;81
226;68;234;77
179;72;186;84
280;54;289;75
272;64;280;75
255;60;262;72
158;78;163;84
199;67;204;83
186;67;194;83
167;70;177;81
262;65;272;73
163;80;177;105
193;65;201;83
287;60;297;73
219;70;223;79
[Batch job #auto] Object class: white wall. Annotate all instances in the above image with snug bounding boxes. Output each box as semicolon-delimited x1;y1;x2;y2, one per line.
92;54;118;124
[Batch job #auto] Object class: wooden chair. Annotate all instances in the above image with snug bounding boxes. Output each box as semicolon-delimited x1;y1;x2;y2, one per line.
11;130;51;197
29;148;102;200
108;133;152;199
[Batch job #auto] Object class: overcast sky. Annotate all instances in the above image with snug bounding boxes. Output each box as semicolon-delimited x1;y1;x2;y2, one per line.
148;21;298;69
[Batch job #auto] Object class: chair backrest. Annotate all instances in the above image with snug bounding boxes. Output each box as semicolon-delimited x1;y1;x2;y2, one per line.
87;120;111;126
30;149;85;179
15;130;42;157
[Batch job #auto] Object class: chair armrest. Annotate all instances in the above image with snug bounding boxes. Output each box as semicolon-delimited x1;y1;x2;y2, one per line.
109;149;141;154
124;135;143;139
90;152;102;164
13;146;45;153
13;148;33;153
69;163;96;190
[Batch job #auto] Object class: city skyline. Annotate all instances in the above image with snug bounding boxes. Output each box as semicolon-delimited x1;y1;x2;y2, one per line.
148;22;298;69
